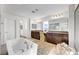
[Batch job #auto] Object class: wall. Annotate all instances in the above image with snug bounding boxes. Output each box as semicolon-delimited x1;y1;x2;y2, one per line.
68;5;75;48
0;5;1;54
26;18;31;38
19;18;31;39
69;4;79;52
37;22;43;30
75;5;79;52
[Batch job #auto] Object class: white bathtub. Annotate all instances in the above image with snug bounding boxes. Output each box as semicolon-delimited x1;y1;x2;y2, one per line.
6;39;38;55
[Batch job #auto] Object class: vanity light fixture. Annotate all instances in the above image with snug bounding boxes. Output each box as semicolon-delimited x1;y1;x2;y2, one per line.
32;11;35;13
51;13;63;19
35;9;39;11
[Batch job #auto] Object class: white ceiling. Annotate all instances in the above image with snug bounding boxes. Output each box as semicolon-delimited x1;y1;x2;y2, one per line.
3;4;69;19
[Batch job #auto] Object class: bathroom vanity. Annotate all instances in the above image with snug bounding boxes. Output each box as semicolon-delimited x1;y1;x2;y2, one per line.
31;30;69;44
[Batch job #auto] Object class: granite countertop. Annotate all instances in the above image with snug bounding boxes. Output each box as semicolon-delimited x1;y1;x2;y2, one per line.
32;39;56;55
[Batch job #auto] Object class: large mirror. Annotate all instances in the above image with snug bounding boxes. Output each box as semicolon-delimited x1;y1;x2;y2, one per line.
31;17;68;32
48;17;68;31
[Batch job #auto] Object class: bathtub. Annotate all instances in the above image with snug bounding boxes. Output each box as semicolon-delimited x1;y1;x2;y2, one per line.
6;39;38;55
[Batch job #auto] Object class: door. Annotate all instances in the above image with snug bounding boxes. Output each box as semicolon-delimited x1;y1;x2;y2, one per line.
4;18;16;41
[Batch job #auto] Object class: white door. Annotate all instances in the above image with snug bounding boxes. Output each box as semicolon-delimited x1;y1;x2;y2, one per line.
4;19;16;41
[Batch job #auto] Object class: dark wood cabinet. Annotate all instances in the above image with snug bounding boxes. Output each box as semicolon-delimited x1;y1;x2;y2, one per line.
31;30;69;45
31;30;40;40
45;32;68;44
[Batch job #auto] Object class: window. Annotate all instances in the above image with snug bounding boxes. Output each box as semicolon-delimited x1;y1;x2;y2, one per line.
43;21;49;32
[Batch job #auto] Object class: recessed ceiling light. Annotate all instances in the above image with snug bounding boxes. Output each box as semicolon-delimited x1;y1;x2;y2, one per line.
32;8;39;14
32;11;35;13
35;9;39;11
51;13;64;19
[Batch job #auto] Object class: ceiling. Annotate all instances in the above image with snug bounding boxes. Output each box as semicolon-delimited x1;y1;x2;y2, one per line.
3;4;69;19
